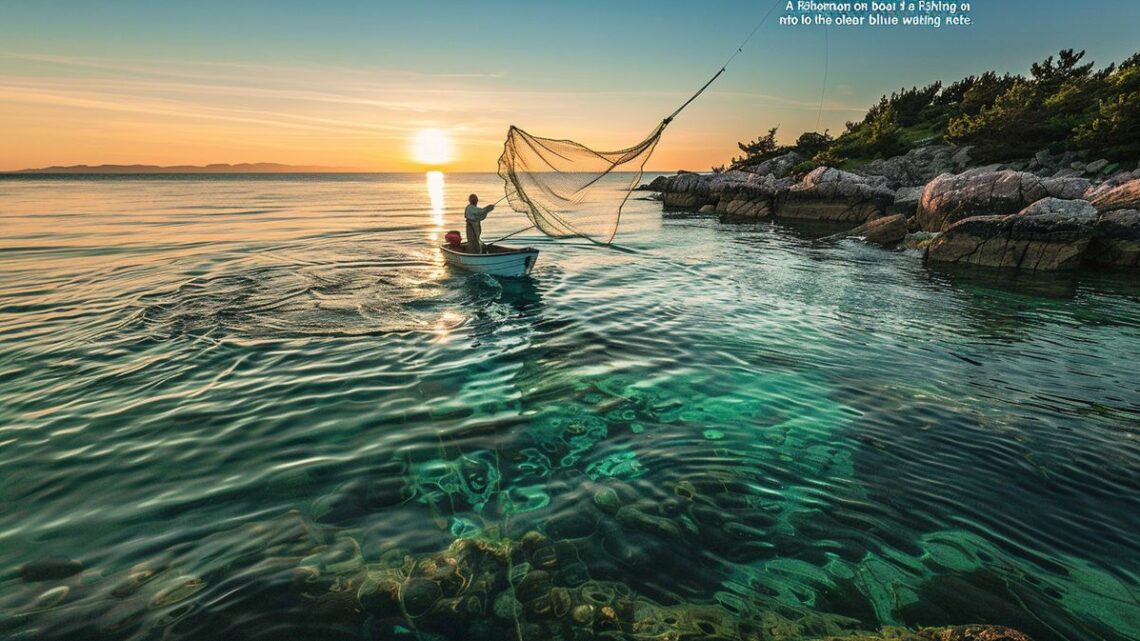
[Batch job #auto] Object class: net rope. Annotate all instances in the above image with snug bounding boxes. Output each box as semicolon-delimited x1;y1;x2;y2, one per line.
495;1;781;245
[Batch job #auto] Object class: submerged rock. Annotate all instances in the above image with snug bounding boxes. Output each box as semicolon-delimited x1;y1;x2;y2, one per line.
901;231;939;252
593;487;622;514
822;214;909;247
1;505;1043;641
32;585;70;609
492;591;523;620
514;569;552;602
927;198;1097;271
615;505;681;539
403;577;442;616
18;557;84;582
148;574;205;607
546;509;598;539
570;603;595;625
918;625;1034;641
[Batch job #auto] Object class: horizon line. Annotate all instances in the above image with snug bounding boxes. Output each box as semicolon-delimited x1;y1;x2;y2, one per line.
0;166;688;175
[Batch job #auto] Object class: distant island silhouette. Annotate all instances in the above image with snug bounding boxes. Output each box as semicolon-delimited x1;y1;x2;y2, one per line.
6;163;360;174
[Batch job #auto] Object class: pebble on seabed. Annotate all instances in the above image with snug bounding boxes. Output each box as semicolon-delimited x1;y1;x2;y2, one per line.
18;557;83;582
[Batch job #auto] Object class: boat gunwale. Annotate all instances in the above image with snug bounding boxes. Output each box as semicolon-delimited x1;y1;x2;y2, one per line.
439;243;539;258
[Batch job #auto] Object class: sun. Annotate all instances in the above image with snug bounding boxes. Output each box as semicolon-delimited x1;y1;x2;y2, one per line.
412;129;454;165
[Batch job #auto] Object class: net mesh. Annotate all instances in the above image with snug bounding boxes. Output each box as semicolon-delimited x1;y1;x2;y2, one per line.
496;121;668;244
493;1;779;245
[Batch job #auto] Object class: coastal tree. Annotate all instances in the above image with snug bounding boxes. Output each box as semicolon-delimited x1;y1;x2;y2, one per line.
733;127;781;165
957;72;1017;115
726;49;1140;169
793;130;833;156
1030;49;1094;92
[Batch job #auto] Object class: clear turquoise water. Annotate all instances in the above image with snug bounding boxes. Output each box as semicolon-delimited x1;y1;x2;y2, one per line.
1;173;1139;640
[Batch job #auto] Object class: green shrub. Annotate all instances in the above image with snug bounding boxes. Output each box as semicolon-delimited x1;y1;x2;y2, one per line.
725;49;1139;169
1075;90;1140;162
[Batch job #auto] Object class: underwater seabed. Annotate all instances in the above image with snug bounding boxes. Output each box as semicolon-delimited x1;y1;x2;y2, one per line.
0;513;1041;641
8;504;1126;641
5;361;1137;640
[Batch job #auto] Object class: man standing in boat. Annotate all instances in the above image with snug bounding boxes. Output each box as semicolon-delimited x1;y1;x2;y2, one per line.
464;194;494;254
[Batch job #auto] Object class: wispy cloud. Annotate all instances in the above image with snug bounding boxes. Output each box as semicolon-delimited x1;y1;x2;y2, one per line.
0;51;860;170
1;52;508;83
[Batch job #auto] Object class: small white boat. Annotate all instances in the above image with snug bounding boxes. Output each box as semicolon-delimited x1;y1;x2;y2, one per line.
440;243;539;278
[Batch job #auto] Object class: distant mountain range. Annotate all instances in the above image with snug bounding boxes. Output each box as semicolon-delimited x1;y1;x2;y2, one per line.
5;163;359;174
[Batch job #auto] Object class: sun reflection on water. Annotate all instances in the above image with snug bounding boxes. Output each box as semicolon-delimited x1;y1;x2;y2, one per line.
427;170;448;274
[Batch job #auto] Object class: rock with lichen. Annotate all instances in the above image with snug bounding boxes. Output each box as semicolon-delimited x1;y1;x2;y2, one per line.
926;197;1097;271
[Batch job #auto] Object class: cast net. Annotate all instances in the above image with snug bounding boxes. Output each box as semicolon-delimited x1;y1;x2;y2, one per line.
493;3;777;245
496;120;668;244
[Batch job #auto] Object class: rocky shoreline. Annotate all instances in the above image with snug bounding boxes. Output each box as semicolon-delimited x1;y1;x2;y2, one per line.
644;145;1140;272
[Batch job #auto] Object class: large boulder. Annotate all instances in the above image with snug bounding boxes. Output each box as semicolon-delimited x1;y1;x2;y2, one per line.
737;151;803;179
1085;209;1140;269
1084;172;1138;201
658;170;789;216
778;167;896;223
1089;177;1140;213
658;170;790;212
713;173;785;220
889;186;924;217
1086;158;1110;174
643;175;671;191
860;144;968;189
660;172;714;208
917;170;1090;232
716;194;777;219
927;197;1098;271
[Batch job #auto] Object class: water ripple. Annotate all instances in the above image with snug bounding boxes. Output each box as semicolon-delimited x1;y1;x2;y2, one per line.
1;175;1139;640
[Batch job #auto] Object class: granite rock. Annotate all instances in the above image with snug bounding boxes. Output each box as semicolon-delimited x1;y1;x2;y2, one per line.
1085;209;1140;269
927;197;1097;271
821;214;909;247
1089;178;1140;213
917;170;1091;232
779;166;896;223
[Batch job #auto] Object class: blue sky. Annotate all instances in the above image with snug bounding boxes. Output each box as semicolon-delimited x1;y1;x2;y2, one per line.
2;0;1138;170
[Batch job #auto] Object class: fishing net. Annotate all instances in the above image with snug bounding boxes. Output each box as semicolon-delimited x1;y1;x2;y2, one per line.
496;121;668;244
493;3;780;245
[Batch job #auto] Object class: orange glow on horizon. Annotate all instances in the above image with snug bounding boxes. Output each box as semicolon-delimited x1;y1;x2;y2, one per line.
0;54;862;173
0;53;861;172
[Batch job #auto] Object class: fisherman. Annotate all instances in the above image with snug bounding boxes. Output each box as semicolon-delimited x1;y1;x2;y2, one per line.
464;193;495;254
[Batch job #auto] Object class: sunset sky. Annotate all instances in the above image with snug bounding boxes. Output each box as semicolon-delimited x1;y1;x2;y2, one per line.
2;0;1138;172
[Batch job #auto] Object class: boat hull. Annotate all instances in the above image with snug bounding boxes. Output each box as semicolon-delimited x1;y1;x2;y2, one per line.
440;244;539;278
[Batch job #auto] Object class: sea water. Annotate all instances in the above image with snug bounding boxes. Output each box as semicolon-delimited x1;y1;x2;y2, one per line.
0;173;1138;640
